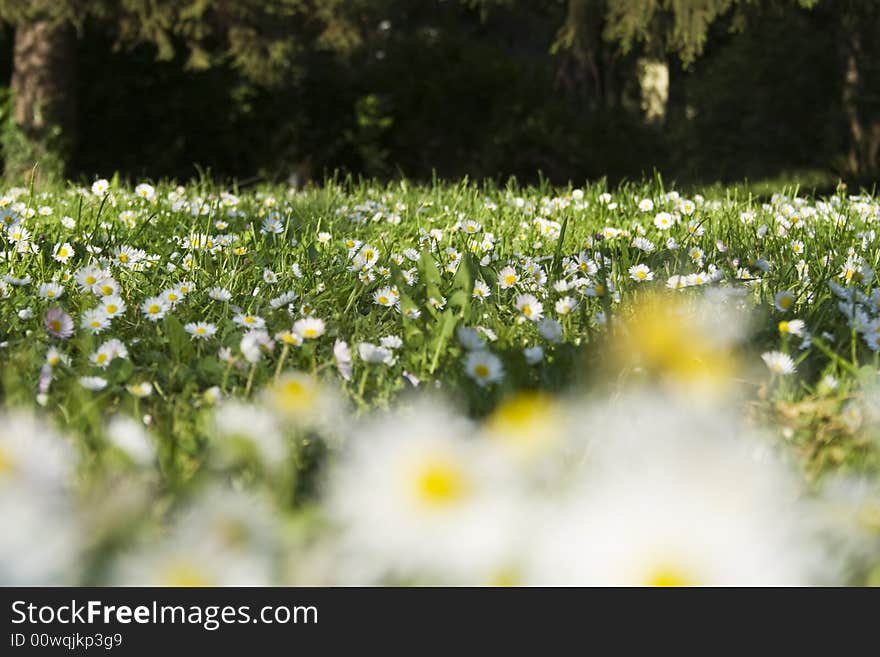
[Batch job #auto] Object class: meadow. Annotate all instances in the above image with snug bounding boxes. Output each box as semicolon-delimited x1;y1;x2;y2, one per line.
1;177;880;586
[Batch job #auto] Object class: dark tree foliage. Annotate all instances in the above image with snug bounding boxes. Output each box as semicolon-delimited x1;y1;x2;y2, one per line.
0;0;878;185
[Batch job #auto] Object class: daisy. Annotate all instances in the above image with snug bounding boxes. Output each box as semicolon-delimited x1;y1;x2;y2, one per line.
524;345;544;365
687;220;705;237
498;266;519;289
45;308;74;339
638;198;654;212
686;272;708;286
628;264;653;282
81;308;111;334
269;291;298;310
113;245;142;268
653;212;674;229
293;317;326;340
7;225;30;243
91;179;110;196
666;275;687;289
632;236;655;252
38;282;65;300
135;183;156;201
45;346;71;367
261;215;284;234
373;287;397;307
233;313;265;329
316;232;332;245
761;351;797;376
74;265;106;292
79;376;108;390
94;277;120;297
538;318;563;343
185;322;217;340
100;295;127;319
275;330;303;346
778;319;806;337
126;382;153;398
515;294;543;322
461;219;482;234
240;330;274;363
472;280;492;301
91;339;128;368
141;297;170;321
774;290;796;312
359;342;397;366
464;350;504;387
208;287;232;302
555;296;577;315
162;287;186;307
52;242;74;264
380;335;404;350
457;327;485;351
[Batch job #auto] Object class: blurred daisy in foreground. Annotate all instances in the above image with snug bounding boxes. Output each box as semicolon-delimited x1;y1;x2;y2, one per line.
525;396;828;586
327;403;520;583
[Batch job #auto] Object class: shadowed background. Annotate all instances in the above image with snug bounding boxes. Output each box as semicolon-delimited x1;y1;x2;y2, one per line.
0;0;877;189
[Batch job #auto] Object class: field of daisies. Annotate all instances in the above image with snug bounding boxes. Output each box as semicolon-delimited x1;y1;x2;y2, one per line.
2;177;880;586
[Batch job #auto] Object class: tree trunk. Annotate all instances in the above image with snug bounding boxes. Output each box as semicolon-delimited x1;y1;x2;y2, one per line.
841;37;864;176
839;9;880;180
6;18;76;184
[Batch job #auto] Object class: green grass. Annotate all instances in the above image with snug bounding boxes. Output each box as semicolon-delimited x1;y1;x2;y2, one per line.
2;176;880;585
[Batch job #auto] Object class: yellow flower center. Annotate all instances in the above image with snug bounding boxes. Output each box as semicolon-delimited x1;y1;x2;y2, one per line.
474;364;490;378
106;304;117;314
504;275;517;286
486;392;558;458
148;304;160;314
415;459;468;507
644;565;696;587
161;563;212;588
271;377;317;414
0;445;15;475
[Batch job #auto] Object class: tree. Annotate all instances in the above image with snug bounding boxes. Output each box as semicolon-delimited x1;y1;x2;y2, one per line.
1;1;76;183
0;0;360;184
553;0;880;179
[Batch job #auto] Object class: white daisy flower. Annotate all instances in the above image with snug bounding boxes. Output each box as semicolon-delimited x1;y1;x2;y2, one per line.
185;322;217;340
293;317;326;340
515;294;543;322
464;350;504;387
628;264;653;282
761;351;797;376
